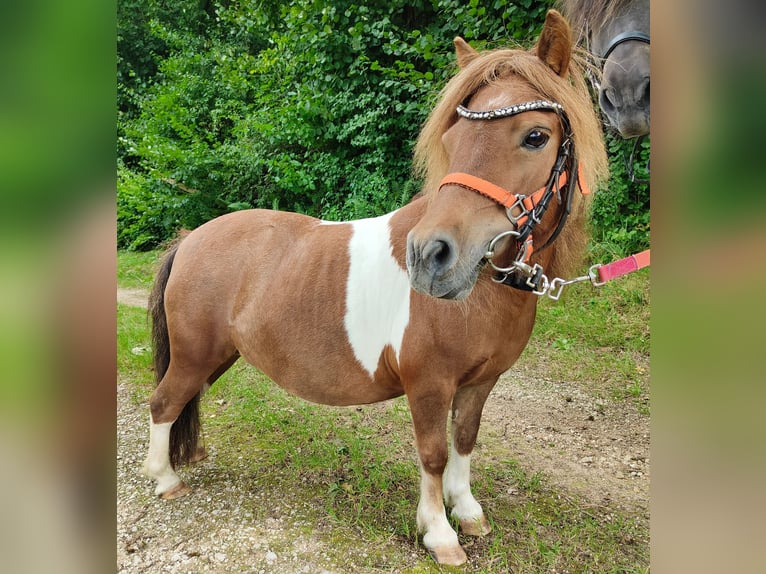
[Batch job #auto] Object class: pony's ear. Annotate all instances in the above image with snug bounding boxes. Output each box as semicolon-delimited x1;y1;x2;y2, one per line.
454;37;479;69
536;10;572;77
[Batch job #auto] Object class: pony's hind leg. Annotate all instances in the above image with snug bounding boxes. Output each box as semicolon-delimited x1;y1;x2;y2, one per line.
142;354;235;498
142;361;203;499
143;417;191;499
443;379;496;536
187;352;241;465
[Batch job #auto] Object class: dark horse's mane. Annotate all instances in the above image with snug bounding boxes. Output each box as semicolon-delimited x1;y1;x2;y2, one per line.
557;0;636;32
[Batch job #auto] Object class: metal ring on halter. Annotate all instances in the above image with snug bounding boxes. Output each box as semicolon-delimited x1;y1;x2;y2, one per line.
484;229;521;273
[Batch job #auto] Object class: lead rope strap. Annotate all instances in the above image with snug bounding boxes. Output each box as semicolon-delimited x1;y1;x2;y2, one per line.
596;249;650;283
543;249;650;301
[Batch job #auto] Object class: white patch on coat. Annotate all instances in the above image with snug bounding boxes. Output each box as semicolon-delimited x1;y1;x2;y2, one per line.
344;211;411;377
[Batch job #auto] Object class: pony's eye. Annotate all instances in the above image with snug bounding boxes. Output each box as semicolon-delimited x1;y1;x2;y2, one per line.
523;130;550;149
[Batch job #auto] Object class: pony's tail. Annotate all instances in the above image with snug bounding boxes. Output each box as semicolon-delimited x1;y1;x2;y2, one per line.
149;243;200;469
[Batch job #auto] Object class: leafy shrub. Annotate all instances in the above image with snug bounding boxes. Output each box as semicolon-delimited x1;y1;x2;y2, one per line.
117;166;179;251
589;132;650;260
117;0;650;258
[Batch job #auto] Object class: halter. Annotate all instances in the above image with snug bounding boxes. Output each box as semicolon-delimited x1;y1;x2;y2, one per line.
601;31;650;61
585;26;650;93
439;99;589;293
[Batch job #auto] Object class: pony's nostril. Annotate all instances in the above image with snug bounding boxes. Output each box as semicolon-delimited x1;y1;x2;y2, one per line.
423;238;455;273
599;88;615;113
432;240;451;265
641;80;649;108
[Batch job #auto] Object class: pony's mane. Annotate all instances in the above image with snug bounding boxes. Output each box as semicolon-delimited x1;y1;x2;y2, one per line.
413;42;608;279
556;0;636;32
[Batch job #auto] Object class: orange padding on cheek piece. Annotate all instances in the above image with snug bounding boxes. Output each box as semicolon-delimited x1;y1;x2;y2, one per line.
577;164;590;195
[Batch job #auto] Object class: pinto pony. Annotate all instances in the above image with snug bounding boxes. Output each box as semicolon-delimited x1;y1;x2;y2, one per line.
143;11;607;566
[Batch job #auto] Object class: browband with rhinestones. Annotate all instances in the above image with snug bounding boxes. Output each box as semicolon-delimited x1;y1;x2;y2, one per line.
456;99;563;120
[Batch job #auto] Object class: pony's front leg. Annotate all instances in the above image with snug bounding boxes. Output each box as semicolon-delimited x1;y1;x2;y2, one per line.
408;388;467;566
443;379;496;536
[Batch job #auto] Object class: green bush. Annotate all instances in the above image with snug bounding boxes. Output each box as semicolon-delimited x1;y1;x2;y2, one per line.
117;166;178;251
117;0;649;258
589;132;650;260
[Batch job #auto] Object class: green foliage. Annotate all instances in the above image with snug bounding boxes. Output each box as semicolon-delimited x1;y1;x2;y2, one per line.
589;132;651;259
117;0;649;257
117;164;211;251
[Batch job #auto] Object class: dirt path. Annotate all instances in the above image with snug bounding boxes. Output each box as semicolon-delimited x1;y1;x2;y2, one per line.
117;287;649;572
485;367;649;517
118;288;149;309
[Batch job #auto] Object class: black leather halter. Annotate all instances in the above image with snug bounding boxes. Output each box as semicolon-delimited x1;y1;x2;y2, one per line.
602;31;650;61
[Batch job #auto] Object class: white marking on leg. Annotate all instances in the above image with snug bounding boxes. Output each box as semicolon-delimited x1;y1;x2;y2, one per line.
141;420;182;495
417;462;460;551
443;444;484;522
344;211;411;377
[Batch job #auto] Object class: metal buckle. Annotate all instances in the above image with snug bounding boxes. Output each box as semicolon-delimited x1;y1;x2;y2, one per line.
505;195;528;225
526;264;549;295
546;274;587;301
543;264;607;301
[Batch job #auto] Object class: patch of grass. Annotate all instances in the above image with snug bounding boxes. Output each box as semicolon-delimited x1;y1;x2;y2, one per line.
117;303;153;402
520;268;650;405
120;342;648;571
533;268;649;352
204;365;420;534
117;249;159;289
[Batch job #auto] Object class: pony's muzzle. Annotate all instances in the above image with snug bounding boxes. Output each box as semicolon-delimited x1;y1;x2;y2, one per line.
406;232;470;299
599;77;650;138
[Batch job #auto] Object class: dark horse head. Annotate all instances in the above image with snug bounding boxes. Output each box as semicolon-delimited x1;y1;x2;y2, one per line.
560;0;649;138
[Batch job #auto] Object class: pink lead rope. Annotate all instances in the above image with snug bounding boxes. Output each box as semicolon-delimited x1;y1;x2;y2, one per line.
595;249;650;284
544;249;650;301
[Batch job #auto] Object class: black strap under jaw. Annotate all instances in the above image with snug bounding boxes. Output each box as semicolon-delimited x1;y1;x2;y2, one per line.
497;263;546;291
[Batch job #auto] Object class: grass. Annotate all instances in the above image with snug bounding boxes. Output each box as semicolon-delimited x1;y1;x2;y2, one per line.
188;366;648;573
521;267;650;410
118;249;649;572
117;303;154;403
116;249;159;290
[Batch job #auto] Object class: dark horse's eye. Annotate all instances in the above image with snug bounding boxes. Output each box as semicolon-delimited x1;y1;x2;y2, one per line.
523;130;550;149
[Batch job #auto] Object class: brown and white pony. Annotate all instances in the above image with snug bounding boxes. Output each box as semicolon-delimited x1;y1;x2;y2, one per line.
142;10;607;566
